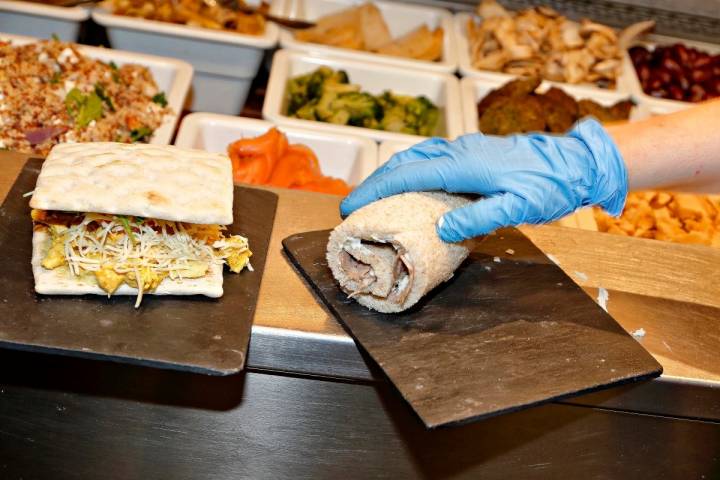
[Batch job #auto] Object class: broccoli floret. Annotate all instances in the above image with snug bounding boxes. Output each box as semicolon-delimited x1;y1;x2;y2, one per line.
377;92;440;135
294;102;318;120
331;92;382;127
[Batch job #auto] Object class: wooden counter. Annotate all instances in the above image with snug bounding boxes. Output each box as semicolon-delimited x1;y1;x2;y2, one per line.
2;151;719;395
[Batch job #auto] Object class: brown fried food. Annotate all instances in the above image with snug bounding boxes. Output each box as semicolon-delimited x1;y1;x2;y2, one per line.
479;95;545;135
539;87;578;132
476;77;632;134
477;76;541;116
577;99;633;122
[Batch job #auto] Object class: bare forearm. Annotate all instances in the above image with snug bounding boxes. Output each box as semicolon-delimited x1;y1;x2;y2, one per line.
606;98;720;193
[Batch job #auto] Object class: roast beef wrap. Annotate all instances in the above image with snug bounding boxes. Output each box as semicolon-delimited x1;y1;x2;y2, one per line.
327;192;471;313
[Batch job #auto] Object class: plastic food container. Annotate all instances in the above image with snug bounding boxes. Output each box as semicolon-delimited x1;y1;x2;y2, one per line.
623;34;720;110
279;0;457;73
1;32;192;146
175;113;379;185
92;3;280;114
377;140;413;166
460;76;644;135
454;12;636;94
263;49;463;144
0;1;89;41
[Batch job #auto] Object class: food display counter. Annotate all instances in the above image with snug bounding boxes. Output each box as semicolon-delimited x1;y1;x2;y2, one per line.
1;150;719;478
1;0;720;476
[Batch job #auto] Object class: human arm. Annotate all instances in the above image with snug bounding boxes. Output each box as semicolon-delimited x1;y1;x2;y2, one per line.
340;99;720;242
607;98;720;193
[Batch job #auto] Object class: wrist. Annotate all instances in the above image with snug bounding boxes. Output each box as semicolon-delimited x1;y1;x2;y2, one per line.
569;118;628;215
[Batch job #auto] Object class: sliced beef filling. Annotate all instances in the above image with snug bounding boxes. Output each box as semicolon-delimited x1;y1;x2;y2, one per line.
339;240;414;305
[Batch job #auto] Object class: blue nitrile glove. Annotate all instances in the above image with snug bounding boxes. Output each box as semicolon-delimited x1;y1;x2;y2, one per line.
340;118;628;243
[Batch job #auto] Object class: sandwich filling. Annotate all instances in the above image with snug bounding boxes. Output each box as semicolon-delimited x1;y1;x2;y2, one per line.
32;209;252;307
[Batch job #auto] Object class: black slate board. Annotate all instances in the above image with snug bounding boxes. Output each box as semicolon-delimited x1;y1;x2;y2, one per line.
0;158;277;375
283;229;663;428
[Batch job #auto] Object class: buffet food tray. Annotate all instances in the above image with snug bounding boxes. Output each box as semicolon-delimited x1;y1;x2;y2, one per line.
1;32;192;147
0;0;89;41
279;0;458;73
263;49;463;143
92;0;280;114
175;113;379;185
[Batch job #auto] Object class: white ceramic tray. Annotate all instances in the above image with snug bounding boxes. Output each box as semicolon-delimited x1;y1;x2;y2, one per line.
174;113;378;185
0;1;89;41
460;76;644;134
92;2;280;114
279;0;457;73
263;49;463;144
377;140;414;166
454;12;636;95
623;34;720;111
1;32;192;146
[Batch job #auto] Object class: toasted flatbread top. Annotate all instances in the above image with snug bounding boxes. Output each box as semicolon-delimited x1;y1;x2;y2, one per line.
30;142;234;225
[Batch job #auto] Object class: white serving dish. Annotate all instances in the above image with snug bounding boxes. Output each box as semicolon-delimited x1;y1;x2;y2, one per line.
460;76;642;134
263;49;463;144
0;1;89;41
623;34;720;111
377;140;414;166
454;12;636;95
279;0;457;73
92;2;280;114
175;113;378;185
1;32;192;146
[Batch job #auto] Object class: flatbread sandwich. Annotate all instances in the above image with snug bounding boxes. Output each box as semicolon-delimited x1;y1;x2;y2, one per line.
29;142;252;307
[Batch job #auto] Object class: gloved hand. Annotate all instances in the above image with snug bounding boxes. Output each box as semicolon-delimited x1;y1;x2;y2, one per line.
340;118;628;243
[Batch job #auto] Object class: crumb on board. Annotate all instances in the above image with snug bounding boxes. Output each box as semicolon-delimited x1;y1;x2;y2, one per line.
632;328;646;338
574;271;589;282
505;248;515;255
597;287;609;312
493;256;501;263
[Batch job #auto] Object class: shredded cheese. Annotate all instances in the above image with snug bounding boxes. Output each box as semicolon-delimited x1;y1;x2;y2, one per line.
41;213;251;306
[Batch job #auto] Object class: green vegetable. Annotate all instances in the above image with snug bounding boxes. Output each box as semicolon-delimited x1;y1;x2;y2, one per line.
49;71;62;84
151;92;168;107
117;216;137;245
94;83;115;112
65;88;104;128
108;61;120;83
285;67;439;136
130;127;153;143
51;33;60;41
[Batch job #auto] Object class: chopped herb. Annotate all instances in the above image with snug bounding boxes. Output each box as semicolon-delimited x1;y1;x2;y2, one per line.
49;71;62;84
94;83;115;112
108;61;120;83
51;33;60;41
151;92;168;107
117;216;137;246
65;88;104;128
129;126;153;143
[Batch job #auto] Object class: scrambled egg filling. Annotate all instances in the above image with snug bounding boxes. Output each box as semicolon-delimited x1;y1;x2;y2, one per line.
34;210;252;300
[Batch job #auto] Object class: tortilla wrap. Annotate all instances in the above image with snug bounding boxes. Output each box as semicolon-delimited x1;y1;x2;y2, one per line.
326;192;472;313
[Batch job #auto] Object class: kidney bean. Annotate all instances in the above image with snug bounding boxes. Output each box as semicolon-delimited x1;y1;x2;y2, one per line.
689;84;706;102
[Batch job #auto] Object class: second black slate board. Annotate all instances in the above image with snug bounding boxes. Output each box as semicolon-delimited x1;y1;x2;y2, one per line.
283;229;663;428
0;158;277;375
